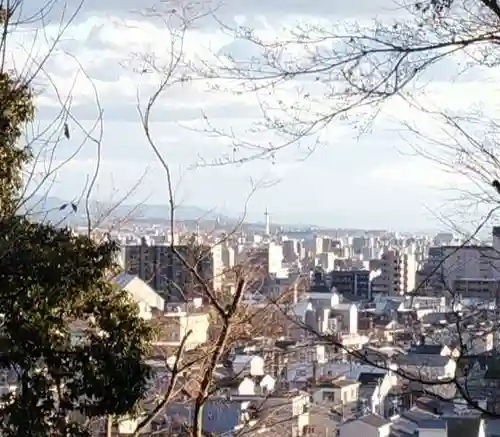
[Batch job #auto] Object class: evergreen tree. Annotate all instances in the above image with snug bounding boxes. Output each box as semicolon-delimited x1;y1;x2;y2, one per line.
0;30;154;437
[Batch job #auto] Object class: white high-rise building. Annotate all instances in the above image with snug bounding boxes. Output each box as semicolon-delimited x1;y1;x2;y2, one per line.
376;249;417;295
222;246;235;269
211;244;224;292
268;242;283;275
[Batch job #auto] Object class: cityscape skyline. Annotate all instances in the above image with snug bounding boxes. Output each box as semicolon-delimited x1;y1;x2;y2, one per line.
28;194;470;235
5;1;500;434
17;0;497;230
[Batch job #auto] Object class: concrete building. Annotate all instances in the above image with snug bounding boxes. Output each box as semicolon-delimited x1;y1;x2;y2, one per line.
221;245;235;269
440;245;496;285
123;238;214;302
152;304;209;351
419;245;497;295
417;227;500;295
331;270;372;300
373;249;416;296
245;243;284;277
282;239;298;262
452;278;500;299
493;226;500;276
211;244;224;292
316;252;336;272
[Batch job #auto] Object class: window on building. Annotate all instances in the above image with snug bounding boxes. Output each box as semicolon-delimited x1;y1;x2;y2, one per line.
323;392;334;402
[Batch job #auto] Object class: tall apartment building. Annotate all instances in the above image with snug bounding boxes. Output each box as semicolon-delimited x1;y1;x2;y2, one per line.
313;235;337;255
124;238;214;302
282;239;298;262
211;244;224;292
439;245;496;288
315;252;335;272
492;226;500;277
221;245;235;269
330;270;371;300
245;243;283;276
373;249;416;296
351;236;366;255
418;240;500;296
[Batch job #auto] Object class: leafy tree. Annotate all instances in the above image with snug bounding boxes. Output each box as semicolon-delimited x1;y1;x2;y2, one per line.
0;22;154;437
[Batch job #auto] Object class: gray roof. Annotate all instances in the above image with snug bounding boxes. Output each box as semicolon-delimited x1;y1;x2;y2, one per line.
418;419;446;429
402;408;438;424
444;416;482;437
383;300;401;312
395;408;483;437
394;353;450;367
409;344;445;355
358;414;391;428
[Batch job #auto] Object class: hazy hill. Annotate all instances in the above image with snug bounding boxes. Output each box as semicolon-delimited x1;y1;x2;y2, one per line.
20;196;229;224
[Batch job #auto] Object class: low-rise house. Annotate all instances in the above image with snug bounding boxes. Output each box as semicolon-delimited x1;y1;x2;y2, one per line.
310;377;360;406
113;273;165;319
214;374;276;396
230;353;265;377
338;413;391;437
307;404;339;437
390;407;485;437
357;372;394;417
156;391;311;436
393;353;456;381
152;306;209;351
408;343;457;358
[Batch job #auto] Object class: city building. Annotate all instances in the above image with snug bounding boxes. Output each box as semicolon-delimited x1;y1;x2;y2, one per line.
151;303;210;352
419;245;497;295
123;238;214;302
331;270;372;300
372;249;416;296
113;272;165;317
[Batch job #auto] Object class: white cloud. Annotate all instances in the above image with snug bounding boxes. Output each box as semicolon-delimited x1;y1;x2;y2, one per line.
11;3;493;229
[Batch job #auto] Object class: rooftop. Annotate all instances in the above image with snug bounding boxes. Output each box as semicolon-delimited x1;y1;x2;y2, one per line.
358;414;391;428
418;419;446;429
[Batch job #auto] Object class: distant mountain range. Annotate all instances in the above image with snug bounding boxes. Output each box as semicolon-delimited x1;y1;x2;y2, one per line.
20;195;232;224
19;196;395;235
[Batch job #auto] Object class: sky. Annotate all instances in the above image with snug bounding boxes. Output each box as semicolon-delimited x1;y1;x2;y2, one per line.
12;0;500;231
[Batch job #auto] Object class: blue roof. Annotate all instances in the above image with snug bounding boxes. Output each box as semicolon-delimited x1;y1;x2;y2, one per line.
113;272;136;289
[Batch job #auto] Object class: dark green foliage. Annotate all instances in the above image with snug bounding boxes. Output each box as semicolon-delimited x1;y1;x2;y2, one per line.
0;217;154;437
0;72;34;215
0;37;154;437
